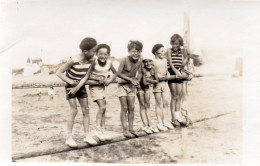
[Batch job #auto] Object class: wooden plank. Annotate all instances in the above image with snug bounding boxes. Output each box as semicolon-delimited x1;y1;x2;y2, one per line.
12;111;234;161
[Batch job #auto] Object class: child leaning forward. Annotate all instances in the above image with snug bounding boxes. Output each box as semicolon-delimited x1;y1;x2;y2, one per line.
56;37;98;148
69;44;117;143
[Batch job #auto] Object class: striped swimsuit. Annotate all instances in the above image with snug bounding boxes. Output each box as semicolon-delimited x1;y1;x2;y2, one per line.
65;55;94;99
168;48;183;70
168;48;183;84
66;55;94;80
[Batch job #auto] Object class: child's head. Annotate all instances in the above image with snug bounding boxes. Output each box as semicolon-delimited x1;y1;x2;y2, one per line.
127;40;143;61
79;37;98;58
170;34;183;51
152;44;165;59
143;59;153;70
96;44;110;63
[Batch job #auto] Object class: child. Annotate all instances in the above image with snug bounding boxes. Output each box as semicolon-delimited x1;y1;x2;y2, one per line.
136;57;160;134
56;37;98;147
69;44;117;142
48;86;55;100
117;40;143;138
166;34;190;127
152;44;175;130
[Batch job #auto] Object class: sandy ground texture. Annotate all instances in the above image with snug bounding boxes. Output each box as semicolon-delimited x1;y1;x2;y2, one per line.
12;75;242;163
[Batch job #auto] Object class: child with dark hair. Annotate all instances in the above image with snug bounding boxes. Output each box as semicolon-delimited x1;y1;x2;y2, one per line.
56;37;98;147
136;57;160;134
69;44;117;142
167;33;191;127
152;44;175;131
116;40;143;138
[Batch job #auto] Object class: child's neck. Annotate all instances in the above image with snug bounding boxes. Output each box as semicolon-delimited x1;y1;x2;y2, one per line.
144;67;152;71
97;60;107;66
172;47;180;52
128;56;139;63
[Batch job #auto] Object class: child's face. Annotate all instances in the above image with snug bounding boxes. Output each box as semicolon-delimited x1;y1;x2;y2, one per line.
83;45;97;59
129;48;141;61
155;47;165;59
172;40;180;51
143;59;153;69
97;48;109;63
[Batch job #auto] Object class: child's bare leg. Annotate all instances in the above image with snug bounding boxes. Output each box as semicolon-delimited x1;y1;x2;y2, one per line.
137;93;148;127
101;100;106;130
96;99;106;130
161;92;169;123
119;97;128;132
127;96;135;132
144;92;151;126
175;83;183;114
78;98;90;135
154;93;163;124
67;98;79;137
169;83;177;121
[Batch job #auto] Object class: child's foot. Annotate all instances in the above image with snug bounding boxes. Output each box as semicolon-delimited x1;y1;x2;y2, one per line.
65;136;78;148
101;129;112;141
123;130;135;138
94;129;107;142
171;120;181;128
157;123;168;131
129;130;139;137
164;122;175;129
178;115;188;127
142;126;153;134
149;126;160;133
83;135;98;146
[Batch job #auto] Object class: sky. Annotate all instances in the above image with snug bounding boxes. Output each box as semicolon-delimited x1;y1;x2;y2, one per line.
1;0;245;68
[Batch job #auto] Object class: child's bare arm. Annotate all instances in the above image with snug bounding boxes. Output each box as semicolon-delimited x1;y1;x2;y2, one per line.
104;64;118;85
146;70;159;84
182;49;190;68
56;58;78;86
167;48;181;78
142;70;149;86
117;58;138;85
68;62;95;95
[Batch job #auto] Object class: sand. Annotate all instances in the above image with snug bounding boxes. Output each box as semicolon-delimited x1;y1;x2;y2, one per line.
12;75;242;163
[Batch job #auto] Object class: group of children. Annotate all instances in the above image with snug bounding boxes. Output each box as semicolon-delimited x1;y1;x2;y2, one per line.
56;34;193;148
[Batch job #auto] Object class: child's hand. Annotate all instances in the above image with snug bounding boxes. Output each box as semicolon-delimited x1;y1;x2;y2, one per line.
67;87;79;96
159;76;167;81
69;80;79;86
104;79;111;86
175;70;182;79
130;78;139;86
98;77;105;85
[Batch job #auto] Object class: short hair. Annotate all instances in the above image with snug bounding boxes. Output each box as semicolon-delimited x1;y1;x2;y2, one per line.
152;44;164;55
96;44;111;54
127;40;143;52
170;34;183;46
79;37;97;51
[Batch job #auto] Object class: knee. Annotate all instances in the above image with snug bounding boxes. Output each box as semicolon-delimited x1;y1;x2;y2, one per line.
176;93;182;100
128;105;135;112
144;103;150;109
121;105;128;112
70;108;78;117
99;106;106;114
171;94;177;100
81;107;89;117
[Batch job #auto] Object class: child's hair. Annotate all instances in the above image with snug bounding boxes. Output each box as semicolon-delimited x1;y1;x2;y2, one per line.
79;37;97;51
170;34;183;46
152;44;164;55
127;40;143;52
143;59;153;63
96;44;111;54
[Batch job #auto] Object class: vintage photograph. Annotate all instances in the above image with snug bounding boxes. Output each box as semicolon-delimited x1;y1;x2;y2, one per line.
2;0;247;164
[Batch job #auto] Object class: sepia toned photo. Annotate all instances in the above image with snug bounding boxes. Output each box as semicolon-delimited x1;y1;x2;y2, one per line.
1;0;250;164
